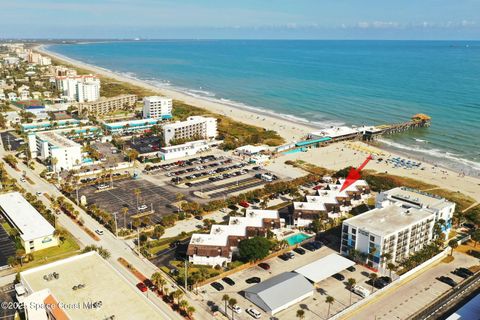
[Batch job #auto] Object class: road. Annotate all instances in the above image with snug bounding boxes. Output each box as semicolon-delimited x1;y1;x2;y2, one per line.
0;144;186;319
345;251;479;320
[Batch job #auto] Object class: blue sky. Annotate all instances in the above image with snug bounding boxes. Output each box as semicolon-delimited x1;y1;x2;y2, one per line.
1;0;479;39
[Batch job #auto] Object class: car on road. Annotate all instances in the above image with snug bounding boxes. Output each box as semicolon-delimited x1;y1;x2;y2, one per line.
210;282;224;291
35;191;43;196
452;267;473;278
347;266;356;272
437;276;457;287
293;247;306;255
194;215;203;220
246;277;261;284
222;277;235;286
136;282;147;292
95;229;104;236
258;263;270;270
20;177;26;182
137;204;148;211
229;304;242;314
246;308;261;319
332;273;345;281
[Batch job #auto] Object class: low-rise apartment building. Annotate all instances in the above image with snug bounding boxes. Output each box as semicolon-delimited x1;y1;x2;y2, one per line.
102;118;160;134
163;116;217;145
0;192;58;254
28;131;82;172
187;210;282;267
78;94;137;115
292;179;371;227
159;139;221;160
142;96;172;119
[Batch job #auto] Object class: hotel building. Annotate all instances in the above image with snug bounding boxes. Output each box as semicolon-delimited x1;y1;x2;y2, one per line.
102;118;160;134
142;96;173;120
340;188;455;270
28;131;82;172
187;210;282;267
78;94;137;115
292;179;371;227
0;192;58;254
163;116;217;146
55;75;100;102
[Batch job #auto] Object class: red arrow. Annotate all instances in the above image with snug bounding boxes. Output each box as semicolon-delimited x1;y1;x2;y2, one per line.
339;155;373;192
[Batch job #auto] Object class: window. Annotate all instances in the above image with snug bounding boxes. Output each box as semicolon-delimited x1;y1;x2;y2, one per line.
370;235;375;242
352;228;357;234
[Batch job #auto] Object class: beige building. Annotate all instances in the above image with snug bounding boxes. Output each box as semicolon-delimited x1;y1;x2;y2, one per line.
78;94;137;115
163;116;217;145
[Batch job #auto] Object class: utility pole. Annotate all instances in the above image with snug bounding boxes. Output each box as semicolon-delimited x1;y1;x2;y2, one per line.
113;212;118;237
184;259;188;291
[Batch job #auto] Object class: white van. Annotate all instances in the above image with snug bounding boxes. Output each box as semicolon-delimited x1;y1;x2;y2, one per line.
246;308;261;319
353;285;371;298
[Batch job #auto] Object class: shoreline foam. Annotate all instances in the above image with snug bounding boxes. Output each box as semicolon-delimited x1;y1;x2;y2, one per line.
36;44;480;202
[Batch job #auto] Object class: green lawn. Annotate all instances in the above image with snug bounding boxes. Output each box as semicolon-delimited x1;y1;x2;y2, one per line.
17;232;81;271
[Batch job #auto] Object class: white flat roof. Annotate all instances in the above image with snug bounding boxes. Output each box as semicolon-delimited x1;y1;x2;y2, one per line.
37;131;80;149
21;252;163;320
295;254;355;283
0;192;54;241
345;205;433;237
383;187;453;210
190;209;278;247
310;126;359;139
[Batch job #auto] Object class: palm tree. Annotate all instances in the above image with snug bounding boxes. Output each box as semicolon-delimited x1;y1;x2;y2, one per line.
173;289;183;306
369;273;378;292
381;252;392;268
151;272;165;293
134;188;141;208
296;309;305;319
186;306;195;318
228;298;237;320
347;278;356;305
448;239;458;256
121;207;129;229
387;262;397;278
325;296;334;317
179;299;189;312
222;294;230;314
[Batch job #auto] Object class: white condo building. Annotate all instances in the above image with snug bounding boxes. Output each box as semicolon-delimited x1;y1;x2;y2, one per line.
163;116;217;146
0;192;58;254
28;131;82;172
142;96;173;120
55;75;100;102
340;187;455;270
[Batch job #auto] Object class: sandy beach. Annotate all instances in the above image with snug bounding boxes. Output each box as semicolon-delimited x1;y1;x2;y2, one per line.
36;45;480;203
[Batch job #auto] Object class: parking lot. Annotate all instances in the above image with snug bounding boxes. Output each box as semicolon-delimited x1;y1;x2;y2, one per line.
0;132;24;152
92;141;124;164
199;245;373;320
128;136;162;155
0;219;16;267
78;177;179;227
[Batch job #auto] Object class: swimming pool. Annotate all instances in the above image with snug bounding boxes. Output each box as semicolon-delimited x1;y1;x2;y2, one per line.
285;233;312;246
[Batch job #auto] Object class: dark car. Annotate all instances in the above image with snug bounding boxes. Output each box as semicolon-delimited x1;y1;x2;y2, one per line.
210;282;225;291
194;215;203;220
347;266;356;272
365;278;388;289
278;253;290;261
437;276;457;287
467;250;480;259
301;242;317;252
258;263;270;270
332;273;345;281
222;277;236;286
246;277;261;284
379;276;392;284
311;241;323;249
143;279;157;291
452;267;474;278
293;247;306;255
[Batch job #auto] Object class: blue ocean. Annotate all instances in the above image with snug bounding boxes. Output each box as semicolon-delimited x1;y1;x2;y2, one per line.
48;40;480;174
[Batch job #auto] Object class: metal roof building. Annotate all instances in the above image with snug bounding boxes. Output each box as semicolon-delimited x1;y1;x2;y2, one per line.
295;253;355;283
244;272;314;315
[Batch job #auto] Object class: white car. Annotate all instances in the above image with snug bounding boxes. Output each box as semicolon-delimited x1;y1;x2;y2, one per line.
246;308;261;319
137;204;148;211
229;305;242;314
36;191;42;196
353;285;371;298
95;229;104;236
